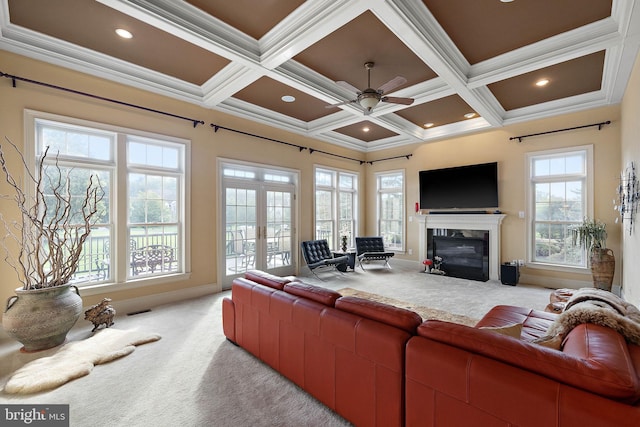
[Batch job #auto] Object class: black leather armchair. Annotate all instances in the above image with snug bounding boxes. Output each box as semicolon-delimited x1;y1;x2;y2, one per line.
300;239;349;278
355;237;395;270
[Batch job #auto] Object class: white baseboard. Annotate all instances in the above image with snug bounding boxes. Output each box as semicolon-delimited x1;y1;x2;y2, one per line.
109;283;218;315
519;273;591;289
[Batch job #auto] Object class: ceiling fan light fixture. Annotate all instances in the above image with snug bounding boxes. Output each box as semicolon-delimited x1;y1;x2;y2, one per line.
359;92;380;110
330;62;413;114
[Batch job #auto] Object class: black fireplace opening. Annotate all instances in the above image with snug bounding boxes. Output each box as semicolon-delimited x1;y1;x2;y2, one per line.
430;230;489;281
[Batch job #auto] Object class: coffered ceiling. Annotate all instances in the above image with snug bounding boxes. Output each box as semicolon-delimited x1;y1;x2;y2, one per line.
1;0;639;152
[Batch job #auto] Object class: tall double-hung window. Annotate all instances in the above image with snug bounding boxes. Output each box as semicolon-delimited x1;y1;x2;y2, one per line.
28;111;189;286
314;167;358;250
527;146;593;268
376;170;404;251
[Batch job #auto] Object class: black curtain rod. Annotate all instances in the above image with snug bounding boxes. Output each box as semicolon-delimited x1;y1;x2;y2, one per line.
210;123;414;165
211;123;372;164
211;123;307;152
1;71;205;128
367;154;413;165
308;148;366;164
510;120;610;142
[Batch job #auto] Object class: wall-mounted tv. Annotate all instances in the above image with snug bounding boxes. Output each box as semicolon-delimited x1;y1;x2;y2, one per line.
419;162;499;210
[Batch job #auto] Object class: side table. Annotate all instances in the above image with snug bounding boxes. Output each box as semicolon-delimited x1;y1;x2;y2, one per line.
333;250;356;271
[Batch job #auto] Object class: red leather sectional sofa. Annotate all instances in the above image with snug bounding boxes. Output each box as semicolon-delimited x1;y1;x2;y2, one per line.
222;270;640;426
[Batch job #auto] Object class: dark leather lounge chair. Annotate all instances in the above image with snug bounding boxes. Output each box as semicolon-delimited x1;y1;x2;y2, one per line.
355;236;395;270
300;239;349;278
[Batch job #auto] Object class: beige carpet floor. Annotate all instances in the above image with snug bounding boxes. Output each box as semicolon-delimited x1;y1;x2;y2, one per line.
308;260;552;319
0;259;554;426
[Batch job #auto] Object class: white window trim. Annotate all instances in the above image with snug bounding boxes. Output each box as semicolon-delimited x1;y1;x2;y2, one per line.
24;109;191;294
524;144;593;274
217;157;300;285
376;169;406;253
313;165;359;250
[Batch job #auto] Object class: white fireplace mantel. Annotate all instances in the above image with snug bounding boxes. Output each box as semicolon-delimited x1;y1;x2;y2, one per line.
417;214;506;281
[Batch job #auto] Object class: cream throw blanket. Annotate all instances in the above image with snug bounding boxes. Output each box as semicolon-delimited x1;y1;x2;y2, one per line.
3;328;161;394
545;288;640;344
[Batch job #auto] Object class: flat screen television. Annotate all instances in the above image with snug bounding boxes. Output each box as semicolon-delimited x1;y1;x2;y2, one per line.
419;162;499;210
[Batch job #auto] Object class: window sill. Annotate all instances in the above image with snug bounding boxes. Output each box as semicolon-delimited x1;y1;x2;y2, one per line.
525;262;591;275
77;272;191;297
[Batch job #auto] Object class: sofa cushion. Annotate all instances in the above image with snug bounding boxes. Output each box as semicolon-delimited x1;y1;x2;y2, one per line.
245;269;296;290
283;281;341;306
476;305;556;341
417;319;640;402
335;296;422;334
480;323;522;338
530;334;564;350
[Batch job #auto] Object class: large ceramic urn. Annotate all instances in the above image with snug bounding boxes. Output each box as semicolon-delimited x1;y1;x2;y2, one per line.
590;248;615;291
3;284;83;352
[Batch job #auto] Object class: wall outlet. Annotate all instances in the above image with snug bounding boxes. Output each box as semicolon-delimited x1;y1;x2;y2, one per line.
408;249;413;255
518;211;525;219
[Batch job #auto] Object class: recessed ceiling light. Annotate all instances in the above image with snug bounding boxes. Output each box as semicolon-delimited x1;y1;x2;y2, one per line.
535;78;550;87
424;123;434;128
281;95;295;103
464;112;476;119
500;0;514;3
363;127;370;132
115;28;133;39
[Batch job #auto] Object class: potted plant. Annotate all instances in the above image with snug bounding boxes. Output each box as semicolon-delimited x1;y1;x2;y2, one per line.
569;218;615;291
0;137;104;351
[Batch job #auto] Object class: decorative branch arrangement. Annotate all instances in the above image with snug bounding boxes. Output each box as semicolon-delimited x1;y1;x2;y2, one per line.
0;137;104;290
615;161;639;234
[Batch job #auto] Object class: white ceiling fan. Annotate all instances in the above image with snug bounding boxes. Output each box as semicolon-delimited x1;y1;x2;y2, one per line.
328;62;414;115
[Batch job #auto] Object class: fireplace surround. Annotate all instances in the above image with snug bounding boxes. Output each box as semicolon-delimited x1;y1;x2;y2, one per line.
417;213;506;281
432;233;489;281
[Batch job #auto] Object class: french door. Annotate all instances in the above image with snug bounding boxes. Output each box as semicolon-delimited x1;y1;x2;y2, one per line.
220;161;297;289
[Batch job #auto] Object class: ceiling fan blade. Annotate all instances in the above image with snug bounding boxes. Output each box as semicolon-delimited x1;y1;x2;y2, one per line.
381;96;414;106
377;76;407;94
326;99;358;108
335;80;361;94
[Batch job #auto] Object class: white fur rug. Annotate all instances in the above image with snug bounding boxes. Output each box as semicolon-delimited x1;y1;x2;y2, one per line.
546;288;640;344
3;328;161;394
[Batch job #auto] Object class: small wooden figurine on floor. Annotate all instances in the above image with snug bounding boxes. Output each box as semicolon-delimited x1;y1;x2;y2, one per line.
85;298;116;332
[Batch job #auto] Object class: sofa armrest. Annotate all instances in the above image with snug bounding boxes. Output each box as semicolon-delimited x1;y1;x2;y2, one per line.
417;320;640;402
222;297;236;343
284;281;342;306
245;269;296;290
